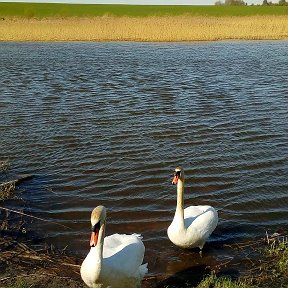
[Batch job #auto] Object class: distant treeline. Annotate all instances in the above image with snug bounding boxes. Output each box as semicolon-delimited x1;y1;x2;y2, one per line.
262;0;288;5
215;0;288;5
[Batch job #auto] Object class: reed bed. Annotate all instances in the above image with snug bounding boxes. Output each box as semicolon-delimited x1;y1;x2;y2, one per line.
1;15;288;42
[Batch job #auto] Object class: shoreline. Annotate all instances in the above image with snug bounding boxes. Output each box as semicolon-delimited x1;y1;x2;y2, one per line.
1;15;288;42
1;230;287;288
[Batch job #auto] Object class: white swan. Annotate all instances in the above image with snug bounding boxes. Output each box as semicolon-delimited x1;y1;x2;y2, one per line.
80;205;148;288
167;167;218;250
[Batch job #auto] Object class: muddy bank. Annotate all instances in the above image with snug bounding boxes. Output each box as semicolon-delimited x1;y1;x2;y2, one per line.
1;227;287;288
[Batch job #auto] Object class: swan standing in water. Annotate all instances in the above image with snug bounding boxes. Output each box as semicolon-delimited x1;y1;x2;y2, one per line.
80;205;148;288
167;167;218;250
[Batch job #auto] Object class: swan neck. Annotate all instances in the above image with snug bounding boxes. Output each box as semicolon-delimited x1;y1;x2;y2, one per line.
176;178;184;213
95;223;105;259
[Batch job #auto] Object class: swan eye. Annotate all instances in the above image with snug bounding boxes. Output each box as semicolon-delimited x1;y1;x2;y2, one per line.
92;221;101;232
174;171;181;177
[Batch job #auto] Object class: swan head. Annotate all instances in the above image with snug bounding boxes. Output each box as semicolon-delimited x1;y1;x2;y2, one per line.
90;205;106;247
172;166;184;185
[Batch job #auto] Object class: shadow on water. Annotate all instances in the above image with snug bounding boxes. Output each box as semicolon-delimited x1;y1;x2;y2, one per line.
144;255;241;288
155;265;211;288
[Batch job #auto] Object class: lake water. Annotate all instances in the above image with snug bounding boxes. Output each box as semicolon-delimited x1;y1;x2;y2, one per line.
0;41;287;285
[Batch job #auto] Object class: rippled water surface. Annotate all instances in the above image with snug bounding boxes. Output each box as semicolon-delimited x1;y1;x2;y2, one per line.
0;41;287;282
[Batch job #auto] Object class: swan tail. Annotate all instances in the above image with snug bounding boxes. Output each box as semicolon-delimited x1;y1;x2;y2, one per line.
139;263;148;279
132;233;143;239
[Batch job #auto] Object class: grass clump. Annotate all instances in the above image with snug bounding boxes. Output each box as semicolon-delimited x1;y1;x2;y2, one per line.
264;239;288;276
0;160;32;201
0;180;16;201
0;160;10;173
0;160;15;201
195;234;288;288
9;280;33;288
196;274;257;288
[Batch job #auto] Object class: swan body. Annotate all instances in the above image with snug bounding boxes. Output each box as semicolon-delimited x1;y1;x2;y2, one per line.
167;167;218;250
81;206;148;288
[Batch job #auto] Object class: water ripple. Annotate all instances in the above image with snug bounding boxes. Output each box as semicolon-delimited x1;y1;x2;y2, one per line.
0;41;287;276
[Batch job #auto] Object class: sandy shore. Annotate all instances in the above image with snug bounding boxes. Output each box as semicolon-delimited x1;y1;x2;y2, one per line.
1;15;288;42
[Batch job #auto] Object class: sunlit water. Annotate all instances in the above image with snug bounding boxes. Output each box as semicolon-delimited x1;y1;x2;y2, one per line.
0;41;287;283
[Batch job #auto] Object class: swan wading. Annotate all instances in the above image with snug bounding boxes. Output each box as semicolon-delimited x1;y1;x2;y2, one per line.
80;205;148;288
167;167;218;250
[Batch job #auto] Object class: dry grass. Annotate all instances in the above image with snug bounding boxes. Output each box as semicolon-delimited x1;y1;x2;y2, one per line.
0;160;9;173
0;181;16;201
0;175;32;201
0;235;85;288
1;15;288;42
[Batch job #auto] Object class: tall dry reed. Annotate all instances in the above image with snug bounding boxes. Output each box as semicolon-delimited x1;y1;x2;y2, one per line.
0;16;288;41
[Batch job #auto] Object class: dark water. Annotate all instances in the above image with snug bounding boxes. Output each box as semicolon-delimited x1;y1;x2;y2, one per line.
0;41;287;283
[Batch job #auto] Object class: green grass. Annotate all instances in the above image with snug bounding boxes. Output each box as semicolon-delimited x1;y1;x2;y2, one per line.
196;274;258;288
0;2;288;18
8;280;32;288
265;241;288;275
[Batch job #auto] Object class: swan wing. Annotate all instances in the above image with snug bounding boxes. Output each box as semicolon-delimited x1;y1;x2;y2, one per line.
185;205;218;238
103;233;146;277
183;206;206;228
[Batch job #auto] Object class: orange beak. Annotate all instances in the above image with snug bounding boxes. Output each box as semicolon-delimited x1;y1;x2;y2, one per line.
172;174;179;185
90;230;99;247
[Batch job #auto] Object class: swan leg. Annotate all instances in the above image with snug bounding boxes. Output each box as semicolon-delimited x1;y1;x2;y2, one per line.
198;242;205;256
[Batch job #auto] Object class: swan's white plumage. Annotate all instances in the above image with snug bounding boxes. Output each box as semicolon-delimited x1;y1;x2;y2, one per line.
103;234;147;277
167;167;218;250
80;206;148;288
